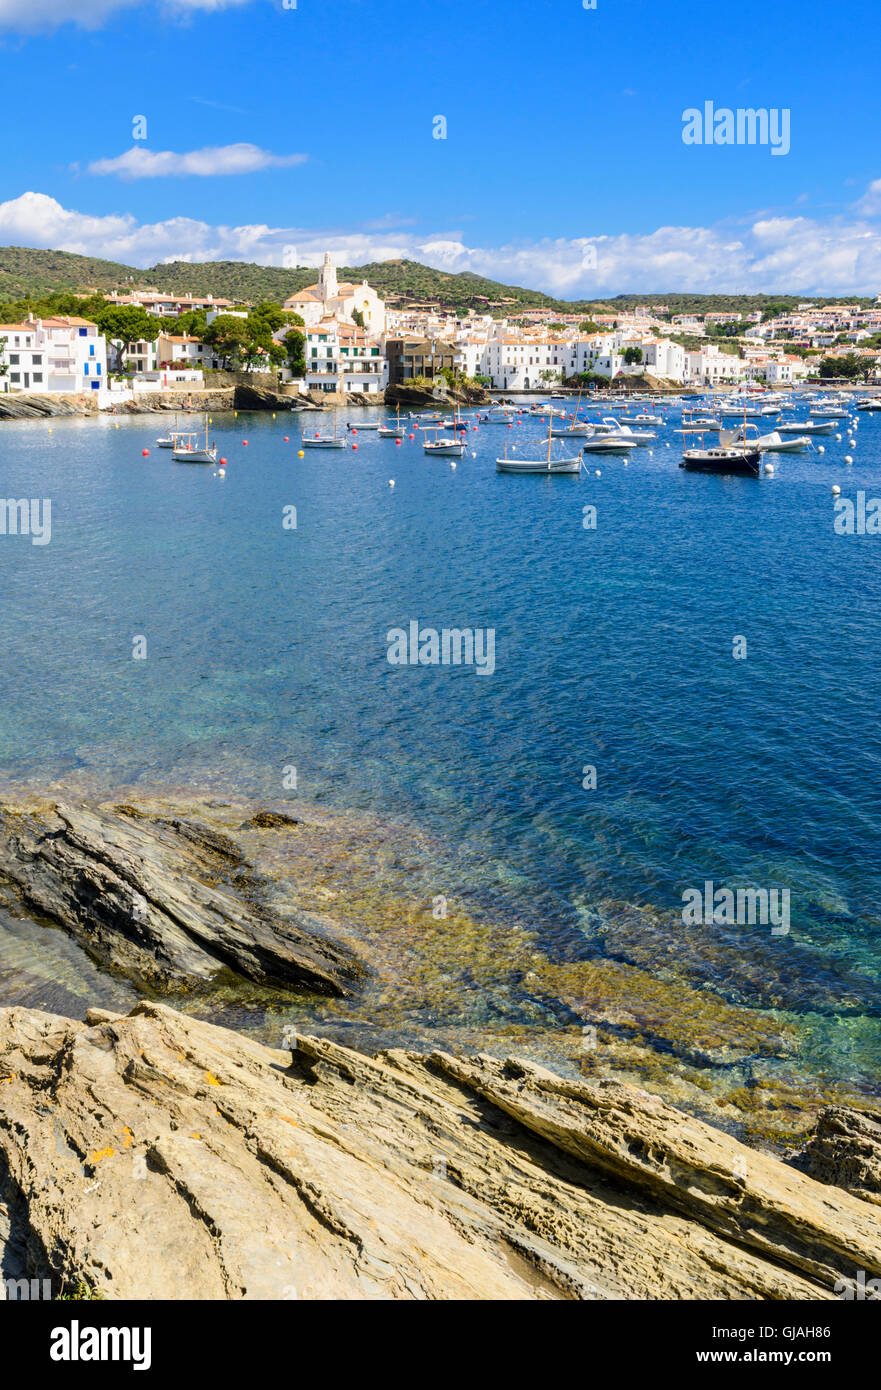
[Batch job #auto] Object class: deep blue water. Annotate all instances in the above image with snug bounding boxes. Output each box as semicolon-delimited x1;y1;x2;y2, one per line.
1;399;880;1081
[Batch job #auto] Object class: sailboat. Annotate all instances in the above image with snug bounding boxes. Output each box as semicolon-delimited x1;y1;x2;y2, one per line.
301;406;345;448
172;415;217;464
157;413;180;448
496;409;581;473
378;403;406;438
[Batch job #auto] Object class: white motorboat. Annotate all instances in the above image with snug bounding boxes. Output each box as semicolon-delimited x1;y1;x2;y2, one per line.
582;432;638;453
347;420;380;430
617;413;662;426
747;430;811;453
857;398;881;412
809;405;849;418
777;419;835;435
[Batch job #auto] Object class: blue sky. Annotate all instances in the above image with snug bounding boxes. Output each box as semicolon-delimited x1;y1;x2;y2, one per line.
1;0;880;295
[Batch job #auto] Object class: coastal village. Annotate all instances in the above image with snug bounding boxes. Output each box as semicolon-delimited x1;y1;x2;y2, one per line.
2;251;881;410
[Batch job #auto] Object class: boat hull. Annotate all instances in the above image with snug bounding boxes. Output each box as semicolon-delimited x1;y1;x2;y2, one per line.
301;438;346;448
680;448;761;476
496;457;581;474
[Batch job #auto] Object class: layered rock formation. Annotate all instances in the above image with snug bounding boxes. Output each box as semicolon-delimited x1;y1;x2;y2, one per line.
0;1001;879;1300
0;800;360;996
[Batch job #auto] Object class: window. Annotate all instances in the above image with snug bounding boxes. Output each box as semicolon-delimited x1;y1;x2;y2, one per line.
78;328;87;337
89;345;95;357
10;372;20;382
33;355;42;365
9;354;19;365
33;373;43;383
83;364;89;376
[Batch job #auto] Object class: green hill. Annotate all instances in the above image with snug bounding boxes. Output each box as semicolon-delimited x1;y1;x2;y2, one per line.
0;244;873;317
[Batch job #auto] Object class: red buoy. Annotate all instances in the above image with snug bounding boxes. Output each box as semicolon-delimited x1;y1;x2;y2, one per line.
283;436;290;442
219;457;227;465
242;440;249;446
408;432;415;439
352;443;358;450
141;449;149;457
395;438;402;446
351;428;357;435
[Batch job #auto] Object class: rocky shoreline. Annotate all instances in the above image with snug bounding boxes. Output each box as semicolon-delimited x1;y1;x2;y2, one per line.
0;788;879;1299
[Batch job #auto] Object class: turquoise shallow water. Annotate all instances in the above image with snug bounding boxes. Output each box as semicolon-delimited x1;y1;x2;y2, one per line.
0;399;880;1088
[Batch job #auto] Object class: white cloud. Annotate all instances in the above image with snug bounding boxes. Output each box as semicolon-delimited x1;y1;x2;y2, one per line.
0;0;254;33
3;189;881;296
85;144;307;180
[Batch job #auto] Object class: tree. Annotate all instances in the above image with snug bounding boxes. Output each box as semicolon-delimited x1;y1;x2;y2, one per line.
96;305;162;369
579;320;600;333
819;353;870;381
282;328;306;378
351;308;365;329
202;314;251;369
623;346;643;366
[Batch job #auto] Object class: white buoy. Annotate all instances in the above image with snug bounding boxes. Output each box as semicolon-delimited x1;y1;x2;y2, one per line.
594;469;601;476
450;461;456;469
388;479;395;487
845;455;854;464
764;462;775;475
818;445;825;454
836;434;842;441
832;484;841;495
218;468;226;477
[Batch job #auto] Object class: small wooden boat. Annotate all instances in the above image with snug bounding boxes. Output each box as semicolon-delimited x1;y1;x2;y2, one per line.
172;416;217;464
496;411;581;473
302;407;345;448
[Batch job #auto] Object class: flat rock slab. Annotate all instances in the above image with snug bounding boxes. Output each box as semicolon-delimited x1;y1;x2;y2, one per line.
0;800;360;996
1;1001;879;1300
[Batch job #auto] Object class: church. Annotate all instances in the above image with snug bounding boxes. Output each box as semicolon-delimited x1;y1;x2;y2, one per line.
284;253;387;332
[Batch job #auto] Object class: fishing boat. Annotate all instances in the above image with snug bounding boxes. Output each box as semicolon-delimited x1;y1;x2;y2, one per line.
302;407;345;448
483;405;520;422
156;415;181;448
172;417;217;464
378;404;407;438
496;410;581;473
347;420;380;431
680;426;761;476
424;435;466;457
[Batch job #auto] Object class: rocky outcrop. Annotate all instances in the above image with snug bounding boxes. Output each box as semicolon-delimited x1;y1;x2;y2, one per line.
793;1106;881;1206
385;381;489;407
0;392;98;419
233;384;315;412
0;1000;878;1300
106;389;235;415
0;800;360;996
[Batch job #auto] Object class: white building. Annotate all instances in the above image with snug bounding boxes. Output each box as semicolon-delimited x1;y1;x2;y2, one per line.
284;253;387;333
288;319;387;393
0;314;108;394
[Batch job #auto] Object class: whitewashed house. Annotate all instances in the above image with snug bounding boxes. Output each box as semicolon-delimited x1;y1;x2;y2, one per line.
0;315;108;394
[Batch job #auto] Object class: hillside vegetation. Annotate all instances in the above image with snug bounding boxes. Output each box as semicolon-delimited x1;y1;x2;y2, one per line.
0;245;873;318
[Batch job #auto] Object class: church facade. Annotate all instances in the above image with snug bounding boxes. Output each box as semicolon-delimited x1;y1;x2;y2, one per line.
283;253;387;333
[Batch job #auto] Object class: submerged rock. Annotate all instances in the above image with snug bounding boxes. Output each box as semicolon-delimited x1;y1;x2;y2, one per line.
793;1105;881;1206
0;1001;878;1300
0;799;360;997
